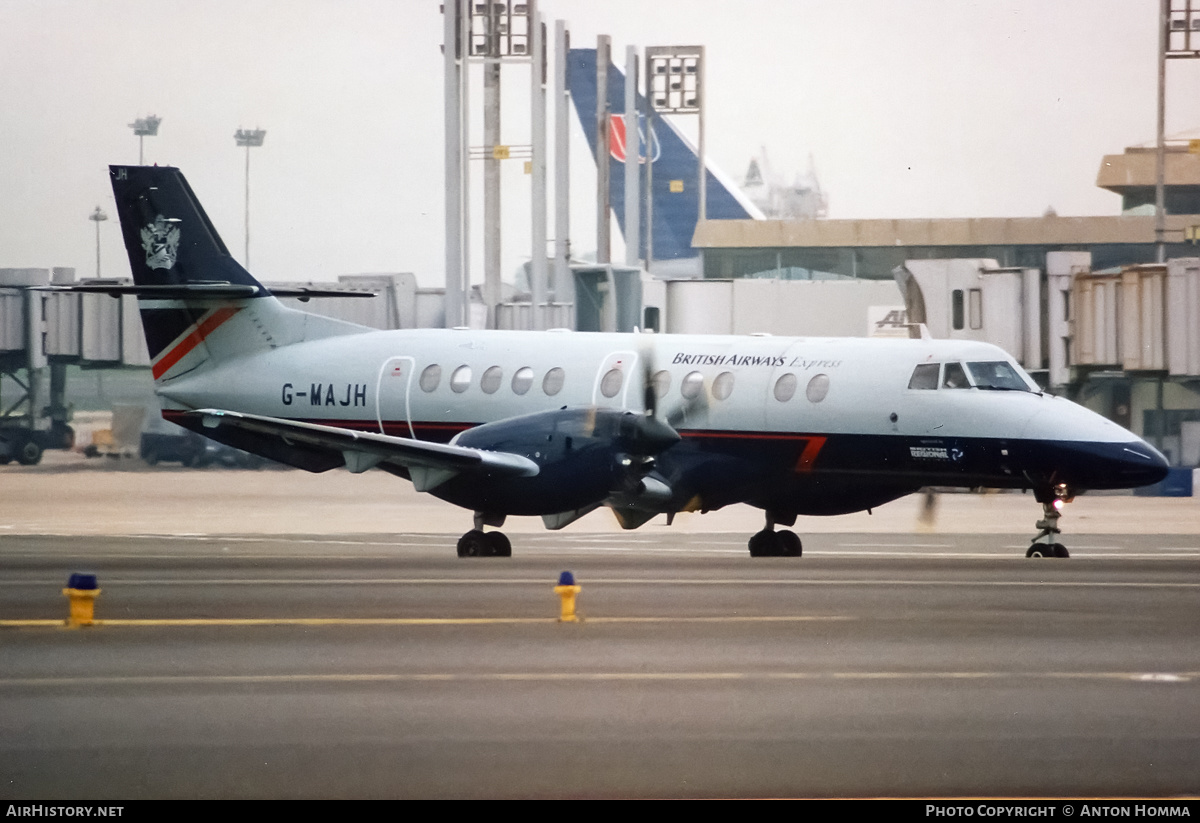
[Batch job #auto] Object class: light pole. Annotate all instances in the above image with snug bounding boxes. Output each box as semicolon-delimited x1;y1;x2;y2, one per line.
128;115;161;165
88;206;107;278
234;128;266;268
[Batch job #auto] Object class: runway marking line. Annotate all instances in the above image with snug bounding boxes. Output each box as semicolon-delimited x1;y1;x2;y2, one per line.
0;670;1194;688
0;615;855;629
6;577;1199;589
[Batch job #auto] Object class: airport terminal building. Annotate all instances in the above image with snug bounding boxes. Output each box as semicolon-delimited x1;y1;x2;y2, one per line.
692;143;1200;282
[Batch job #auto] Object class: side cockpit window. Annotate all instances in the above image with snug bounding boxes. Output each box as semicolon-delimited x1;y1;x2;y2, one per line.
908;363;939;390
942;362;970;389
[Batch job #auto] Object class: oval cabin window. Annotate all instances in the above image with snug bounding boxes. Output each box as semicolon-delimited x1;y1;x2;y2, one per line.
512;367;534;395
774;373;797;402
680;371;704;400
481;366;503;394
543;367;565;396
806;373;830;403
419;364;441;393
600;368;623;399
651;370;671;399
712;371;735;401
450;365;472;394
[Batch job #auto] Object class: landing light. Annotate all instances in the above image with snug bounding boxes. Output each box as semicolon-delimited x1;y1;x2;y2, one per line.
1052;499;1064;512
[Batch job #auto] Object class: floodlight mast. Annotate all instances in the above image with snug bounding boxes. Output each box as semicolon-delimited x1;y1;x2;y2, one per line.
128;115;161;165
88;206;107;278
234;128;267;269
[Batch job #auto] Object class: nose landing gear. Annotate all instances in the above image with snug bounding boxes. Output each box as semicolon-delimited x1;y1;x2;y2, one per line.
1027;485;1071;558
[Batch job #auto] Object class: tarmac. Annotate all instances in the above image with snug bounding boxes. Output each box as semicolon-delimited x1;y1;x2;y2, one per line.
3;449;1198;537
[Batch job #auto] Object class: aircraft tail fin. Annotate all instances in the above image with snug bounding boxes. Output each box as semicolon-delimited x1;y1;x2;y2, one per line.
108;165;360;383
566;49;762;271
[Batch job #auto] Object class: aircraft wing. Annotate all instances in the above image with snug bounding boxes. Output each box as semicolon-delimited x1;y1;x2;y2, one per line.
182;408;539;491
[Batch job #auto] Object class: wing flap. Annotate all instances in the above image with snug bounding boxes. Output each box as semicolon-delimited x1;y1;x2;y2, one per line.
186;409;538;488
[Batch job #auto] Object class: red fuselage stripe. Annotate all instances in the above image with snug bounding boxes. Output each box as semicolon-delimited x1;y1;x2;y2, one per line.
151;307;241;379
794;436;828;473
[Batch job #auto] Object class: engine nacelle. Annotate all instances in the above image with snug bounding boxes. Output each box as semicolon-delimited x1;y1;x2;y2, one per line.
431;408;679;516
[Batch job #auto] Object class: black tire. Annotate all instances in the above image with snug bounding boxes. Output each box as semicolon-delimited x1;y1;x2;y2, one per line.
748;530;779;557
486;532;512;557
15;439;42;466
1026;544;1055;558
777;530;803;557
1052;543;1070;559
457;529;491;558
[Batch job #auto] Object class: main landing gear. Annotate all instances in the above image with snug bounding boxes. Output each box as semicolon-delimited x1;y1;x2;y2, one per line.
748;513;802;557
457;513;512;558
1026;485;1071;559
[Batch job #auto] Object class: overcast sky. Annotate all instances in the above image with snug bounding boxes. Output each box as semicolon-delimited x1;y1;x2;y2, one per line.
3;0;1200;287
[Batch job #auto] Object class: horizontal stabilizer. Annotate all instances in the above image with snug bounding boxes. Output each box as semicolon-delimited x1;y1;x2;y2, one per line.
34;283;376;300
187;409;539;490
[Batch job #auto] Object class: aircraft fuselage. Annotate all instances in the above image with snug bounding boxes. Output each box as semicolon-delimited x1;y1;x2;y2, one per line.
157;325;1167;519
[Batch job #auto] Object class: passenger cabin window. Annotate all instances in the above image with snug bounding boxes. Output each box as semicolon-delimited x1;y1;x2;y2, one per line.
450;365;472;393
966;360;1032;392
680;371;704;400
512;367;533;395
543;367;565;396
419;364;442;392
774;373;797;402
806;373;830;403
651;370;671;399
942;362;970;389
481;366;503;394
600;368;623;399
712;371;734;401
908;363;939;390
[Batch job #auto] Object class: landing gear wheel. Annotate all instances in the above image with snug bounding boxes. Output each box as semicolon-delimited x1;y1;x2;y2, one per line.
748;530;779;557
749;529;803;557
1026;543;1068;558
457;529;491;558
486;532;512;558
777;530;802;557
1026;491;1070;559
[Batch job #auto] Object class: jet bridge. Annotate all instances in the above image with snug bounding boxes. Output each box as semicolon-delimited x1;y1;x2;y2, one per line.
0;267;151;463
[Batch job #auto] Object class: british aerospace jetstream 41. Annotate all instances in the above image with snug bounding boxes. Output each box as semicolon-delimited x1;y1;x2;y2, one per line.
100;165;1167;558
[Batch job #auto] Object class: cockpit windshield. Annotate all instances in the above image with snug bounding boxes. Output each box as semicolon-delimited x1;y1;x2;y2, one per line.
965;360;1033;391
908;360;1037;392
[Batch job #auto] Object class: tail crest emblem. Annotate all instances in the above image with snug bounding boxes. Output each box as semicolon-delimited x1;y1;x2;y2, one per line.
140;215;181;271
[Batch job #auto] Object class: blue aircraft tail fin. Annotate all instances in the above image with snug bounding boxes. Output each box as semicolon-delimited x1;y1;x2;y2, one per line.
109;165;262;293
566;48;761;268
107;165;361;383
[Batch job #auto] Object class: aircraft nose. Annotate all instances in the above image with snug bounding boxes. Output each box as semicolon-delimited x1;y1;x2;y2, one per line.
1073;439;1170;490
1021;400;1170;491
